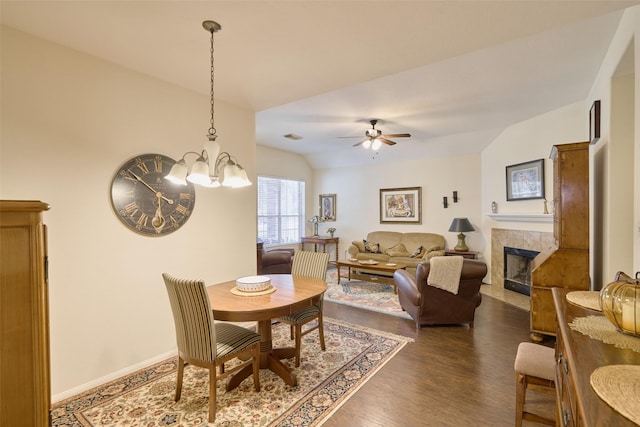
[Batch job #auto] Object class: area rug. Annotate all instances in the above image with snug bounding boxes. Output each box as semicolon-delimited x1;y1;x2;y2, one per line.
324;269;412;320
51;318;411;426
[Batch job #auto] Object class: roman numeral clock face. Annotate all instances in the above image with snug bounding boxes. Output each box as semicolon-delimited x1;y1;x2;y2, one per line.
110;153;196;236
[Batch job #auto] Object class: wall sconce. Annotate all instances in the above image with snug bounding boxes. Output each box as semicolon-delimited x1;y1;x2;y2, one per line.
453;191;458;203
165;20;251;189
443;197;448;208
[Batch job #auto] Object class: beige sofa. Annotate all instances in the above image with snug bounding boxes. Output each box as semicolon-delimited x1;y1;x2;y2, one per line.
347;231;445;276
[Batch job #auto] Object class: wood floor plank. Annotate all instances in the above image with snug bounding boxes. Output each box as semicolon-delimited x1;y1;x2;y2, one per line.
321;293;556;427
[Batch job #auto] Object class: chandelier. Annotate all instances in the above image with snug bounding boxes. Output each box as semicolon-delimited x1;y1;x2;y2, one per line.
165;20;251;188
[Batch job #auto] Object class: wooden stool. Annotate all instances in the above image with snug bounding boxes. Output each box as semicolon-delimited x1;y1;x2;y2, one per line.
514;342;556;426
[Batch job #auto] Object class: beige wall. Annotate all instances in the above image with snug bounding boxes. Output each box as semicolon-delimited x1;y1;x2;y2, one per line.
480;102;586;282
313;153;483;261
1;27;257;398
588;6;639;284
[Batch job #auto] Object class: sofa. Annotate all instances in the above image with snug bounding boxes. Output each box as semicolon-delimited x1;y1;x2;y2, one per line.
347;231;446;276
393;258;488;329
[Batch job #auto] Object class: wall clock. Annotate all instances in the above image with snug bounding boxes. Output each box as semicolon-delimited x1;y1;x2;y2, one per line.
110;153;196;236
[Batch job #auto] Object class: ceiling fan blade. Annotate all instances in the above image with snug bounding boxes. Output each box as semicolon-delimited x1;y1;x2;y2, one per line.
379;137;397;146
382;133;411;138
352;139;368;147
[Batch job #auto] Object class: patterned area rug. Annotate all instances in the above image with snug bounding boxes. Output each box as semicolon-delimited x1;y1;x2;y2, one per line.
51;318;411;426
324;269;412;320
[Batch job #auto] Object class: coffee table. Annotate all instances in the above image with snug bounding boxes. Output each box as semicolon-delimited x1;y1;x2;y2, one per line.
336;259;407;294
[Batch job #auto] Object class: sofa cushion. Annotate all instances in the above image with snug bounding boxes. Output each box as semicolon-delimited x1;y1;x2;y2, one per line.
363;240;381;253
384;243;411;257
351;240;365;252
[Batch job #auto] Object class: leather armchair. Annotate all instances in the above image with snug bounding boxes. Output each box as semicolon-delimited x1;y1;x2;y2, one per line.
393;258;487;329
257;241;294;274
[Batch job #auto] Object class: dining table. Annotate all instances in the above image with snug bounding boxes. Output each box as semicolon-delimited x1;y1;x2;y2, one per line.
207;274;327;390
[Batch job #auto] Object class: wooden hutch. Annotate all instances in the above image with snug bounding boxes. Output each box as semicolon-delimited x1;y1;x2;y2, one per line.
530;142;590;342
0;200;51;426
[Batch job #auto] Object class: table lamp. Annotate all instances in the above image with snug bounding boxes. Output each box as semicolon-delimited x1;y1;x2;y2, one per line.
308;215;323;236
448;217;475;252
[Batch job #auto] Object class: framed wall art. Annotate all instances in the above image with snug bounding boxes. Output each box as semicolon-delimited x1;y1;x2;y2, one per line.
319;194;336;221
379;187;422;224
506;159;545;201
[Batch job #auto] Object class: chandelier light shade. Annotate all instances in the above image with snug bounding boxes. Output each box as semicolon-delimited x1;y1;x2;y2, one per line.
448;217;475;252
165;20;251;189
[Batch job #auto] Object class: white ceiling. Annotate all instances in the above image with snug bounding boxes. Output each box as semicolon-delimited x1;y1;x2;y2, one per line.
2;1;638;169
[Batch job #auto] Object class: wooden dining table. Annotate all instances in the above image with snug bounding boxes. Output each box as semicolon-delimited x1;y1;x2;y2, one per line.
207;274;327;389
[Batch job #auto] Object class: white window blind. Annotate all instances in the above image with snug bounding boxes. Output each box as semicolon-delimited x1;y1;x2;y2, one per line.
257;176;305;246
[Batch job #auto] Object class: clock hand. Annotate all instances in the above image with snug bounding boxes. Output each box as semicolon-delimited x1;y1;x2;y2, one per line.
127;170;174;204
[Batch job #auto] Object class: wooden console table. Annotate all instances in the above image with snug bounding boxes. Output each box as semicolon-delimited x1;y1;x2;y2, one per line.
300;236;339;263
553;287;640;426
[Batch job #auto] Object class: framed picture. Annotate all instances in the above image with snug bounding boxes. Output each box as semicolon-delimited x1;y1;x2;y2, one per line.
590;100;601;144
379;187;422;224
319;194;336;221
506;159;545;201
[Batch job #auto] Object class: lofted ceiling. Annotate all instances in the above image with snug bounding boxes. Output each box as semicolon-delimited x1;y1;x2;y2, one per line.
2;1;638;169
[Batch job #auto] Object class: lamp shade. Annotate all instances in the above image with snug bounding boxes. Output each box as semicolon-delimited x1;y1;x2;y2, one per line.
165;160;189;185
448;217;475;233
187;157;212;185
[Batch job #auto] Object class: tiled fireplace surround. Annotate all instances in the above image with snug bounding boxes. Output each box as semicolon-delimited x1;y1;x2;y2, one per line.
491;228;555;289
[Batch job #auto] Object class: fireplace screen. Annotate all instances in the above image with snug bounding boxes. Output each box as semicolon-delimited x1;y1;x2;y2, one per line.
503;247;540;296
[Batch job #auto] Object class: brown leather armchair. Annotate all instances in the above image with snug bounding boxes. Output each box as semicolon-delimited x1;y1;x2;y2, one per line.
257;240;294;274
393;258;487;329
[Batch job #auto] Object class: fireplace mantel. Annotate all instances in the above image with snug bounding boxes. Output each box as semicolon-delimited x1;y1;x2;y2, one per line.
486;213;552;223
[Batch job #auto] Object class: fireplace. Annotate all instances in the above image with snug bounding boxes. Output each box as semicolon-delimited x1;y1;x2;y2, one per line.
503;247;540;296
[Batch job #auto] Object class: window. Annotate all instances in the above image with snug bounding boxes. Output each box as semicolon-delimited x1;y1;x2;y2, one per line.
257;176;305;246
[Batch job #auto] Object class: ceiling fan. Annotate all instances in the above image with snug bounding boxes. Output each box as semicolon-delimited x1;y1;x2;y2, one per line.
340;119;411;149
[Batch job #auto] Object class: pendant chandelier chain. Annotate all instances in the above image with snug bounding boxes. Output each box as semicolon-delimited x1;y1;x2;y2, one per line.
208;25;217;140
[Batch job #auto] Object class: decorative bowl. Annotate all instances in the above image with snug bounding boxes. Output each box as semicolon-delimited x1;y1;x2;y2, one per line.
358;260;378;265
236;275;271;292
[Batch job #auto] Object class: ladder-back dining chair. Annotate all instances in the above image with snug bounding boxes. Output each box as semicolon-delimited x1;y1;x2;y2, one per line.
277;250;329;367
162;273;261;423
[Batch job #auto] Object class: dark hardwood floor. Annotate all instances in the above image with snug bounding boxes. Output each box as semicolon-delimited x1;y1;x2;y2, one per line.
321;294;556;427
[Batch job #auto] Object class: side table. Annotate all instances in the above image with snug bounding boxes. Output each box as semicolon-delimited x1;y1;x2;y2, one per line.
445;249;478;259
300;236;339;263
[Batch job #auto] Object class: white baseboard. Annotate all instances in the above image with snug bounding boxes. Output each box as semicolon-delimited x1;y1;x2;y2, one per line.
52;349;177;403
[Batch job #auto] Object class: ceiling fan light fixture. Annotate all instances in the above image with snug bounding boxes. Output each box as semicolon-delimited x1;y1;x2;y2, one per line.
363;139;372;149
371;139;382;150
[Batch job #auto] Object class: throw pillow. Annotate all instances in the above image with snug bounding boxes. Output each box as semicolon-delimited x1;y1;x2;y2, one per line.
363;240;381;253
384;243;411;257
352;240;365;252
409;245;426;258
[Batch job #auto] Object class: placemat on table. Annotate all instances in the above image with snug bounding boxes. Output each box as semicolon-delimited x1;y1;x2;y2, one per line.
591;365;640;425
566;290;601;311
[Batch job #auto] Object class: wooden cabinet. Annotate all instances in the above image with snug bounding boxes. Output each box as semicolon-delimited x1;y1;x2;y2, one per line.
553;288;640;426
0;200;51;426
530;142;590;341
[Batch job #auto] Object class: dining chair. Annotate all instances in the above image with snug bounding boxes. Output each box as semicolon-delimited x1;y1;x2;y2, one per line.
162;273;261;423
277;250;329;367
